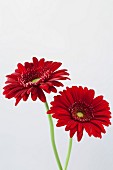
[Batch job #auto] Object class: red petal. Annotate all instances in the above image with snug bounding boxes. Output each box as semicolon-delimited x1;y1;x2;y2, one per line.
3;83;20;90
40;84;51;93
56;119;68;127
24;62;33;69
59;90;72;106
51;81;64;87
77;86;84;102
71;86;79;101
77;123;84;142
5;88;24;99
50;86;57;93
17;63;26;73
92;96;103;107
52;93;69;108
52;114;70;119
31;88;38;101
48;108;69;115
94;117;111;126
70;126;77;138
23;93;29;101
84;122;102;138
52;69;69;77
15;97;22;106
91;120;106;133
32;57;38;67
37;88;46;102
38;58;45;67
65;121;77;131
83;88;95;104
49;62;62;72
94;100;109;112
65;87;75;103
93;111;111;119
14;89;27;98
6;73;19;80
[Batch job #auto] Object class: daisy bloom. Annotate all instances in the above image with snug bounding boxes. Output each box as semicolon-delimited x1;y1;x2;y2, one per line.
3;57;70;105
48;86;111;141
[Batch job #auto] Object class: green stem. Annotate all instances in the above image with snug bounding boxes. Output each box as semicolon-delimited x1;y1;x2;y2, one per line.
64;138;73;170
44;102;63;170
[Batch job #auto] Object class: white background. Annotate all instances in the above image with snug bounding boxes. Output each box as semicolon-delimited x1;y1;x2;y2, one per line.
0;0;113;170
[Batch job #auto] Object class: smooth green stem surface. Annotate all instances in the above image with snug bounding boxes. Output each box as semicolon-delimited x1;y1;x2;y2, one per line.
64;138;73;170
44;102;63;170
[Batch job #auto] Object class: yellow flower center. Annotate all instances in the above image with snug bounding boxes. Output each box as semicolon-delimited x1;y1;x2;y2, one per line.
32;78;40;83
76;112;84;118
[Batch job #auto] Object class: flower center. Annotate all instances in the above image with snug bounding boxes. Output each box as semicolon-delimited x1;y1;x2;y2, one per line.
19;69;41;87
31;78;40;83
19;68;51;87
69;101;94;122
76;112;84;118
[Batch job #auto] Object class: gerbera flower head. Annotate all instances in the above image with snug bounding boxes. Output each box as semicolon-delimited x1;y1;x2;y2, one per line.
48;86;111;141
3;57;70;105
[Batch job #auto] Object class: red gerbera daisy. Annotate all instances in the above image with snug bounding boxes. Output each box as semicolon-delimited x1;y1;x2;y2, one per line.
48;86;111;141
3;57;70;105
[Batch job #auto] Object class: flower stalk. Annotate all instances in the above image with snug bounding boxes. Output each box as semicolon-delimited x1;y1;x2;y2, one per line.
64;138;73;170
45;101;63;170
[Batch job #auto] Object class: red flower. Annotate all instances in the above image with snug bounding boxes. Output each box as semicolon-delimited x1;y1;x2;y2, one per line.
3;57;70;105
48;86;111;141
